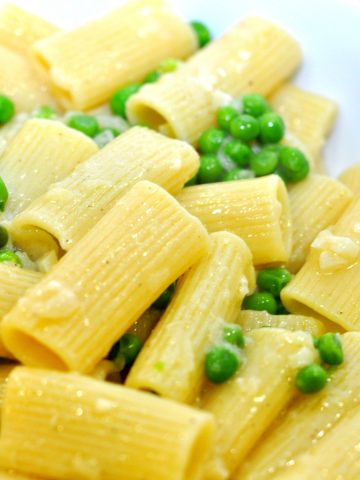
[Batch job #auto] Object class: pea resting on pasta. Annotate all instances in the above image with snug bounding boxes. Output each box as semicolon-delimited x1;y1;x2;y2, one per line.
0;2;355;480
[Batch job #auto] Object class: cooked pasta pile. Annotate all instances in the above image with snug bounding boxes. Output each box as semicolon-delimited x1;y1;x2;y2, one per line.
0;1;358;479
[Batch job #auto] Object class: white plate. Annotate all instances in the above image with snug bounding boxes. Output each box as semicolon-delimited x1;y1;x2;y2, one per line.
4;0;360;176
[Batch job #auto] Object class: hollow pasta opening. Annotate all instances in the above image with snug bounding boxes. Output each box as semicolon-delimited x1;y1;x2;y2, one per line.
2;327;68;371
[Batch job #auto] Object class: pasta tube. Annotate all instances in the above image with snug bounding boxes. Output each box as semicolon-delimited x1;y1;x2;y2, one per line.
236;310;327;336
0;264;42;358
282;197;360;330
0;367;215;480
0;4;59;56
34;0;197;110
269;407;360;480
201;328;317;480
235;332;360;480
176;175;291;265
270;84;337;168
338;163;360;193
288;174;353;272
1;119;98;220
0;45;54;112
11;126;199;260
127;16;301;144
126;231;255;403
2;181;209;373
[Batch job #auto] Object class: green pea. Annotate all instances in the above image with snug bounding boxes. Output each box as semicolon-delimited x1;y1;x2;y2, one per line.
230;114;259;142
217;106;239;132
242;94;270;117
67;114;99;138
144;70;161;84
185;175;197;186
205;344;241;384
224;140;252;167
296;364;328;394
243;292;277;314
222;168;255;182
108;334;143;368
110;84;142;118
250;150;278;176
0;177;8;212
190;21;212;48
257;267;292;297
316;333;344;365
258;112;285;144
198;155;224;184
0;95;14;124
158;58;181;73
278;146;310;182
33;105;57;119
0;225;9;248
223;323;245;348
198;128;226;154
118;334;143;367
0;249;22;266
152;283;175;310
276;301;289;315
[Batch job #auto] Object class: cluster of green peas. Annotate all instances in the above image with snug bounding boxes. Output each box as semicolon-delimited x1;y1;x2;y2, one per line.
188;94;310;186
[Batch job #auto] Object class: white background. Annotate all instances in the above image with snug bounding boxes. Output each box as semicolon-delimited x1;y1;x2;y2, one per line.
3;0;360;175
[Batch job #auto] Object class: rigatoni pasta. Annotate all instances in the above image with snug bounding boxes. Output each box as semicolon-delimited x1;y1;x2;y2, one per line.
338;163;360;193
200;328;317;480
287;174;353;272
236;310;327;336
0;367;215;480
0;45;54;113
282;196;360;330
126;231;255;403
177;175;291;265
11;126;199;260
2;181;209;373
127;16;302;144
0;4;59;56
235;332;360;480
0;264;42;358
270;84;337;169
1;119;98;220
34;0;197;110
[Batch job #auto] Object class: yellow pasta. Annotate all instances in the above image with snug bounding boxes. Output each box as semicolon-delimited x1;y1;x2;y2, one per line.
1;119;98;220
200;328;317;480
2;181;209;373
235;332;360;480
11;126;199;260
287;174;353;272
127;16;301;144
34;0;197;110
236;310;327;336
270;84;337;169
338;163;360;194
0;45;55;112
0;367;215;480
0;4;59;56
282;197;360;330
269;407;360;480
176;175;291;265
126;231;255;403
0;264;42;358
0;470;42;480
